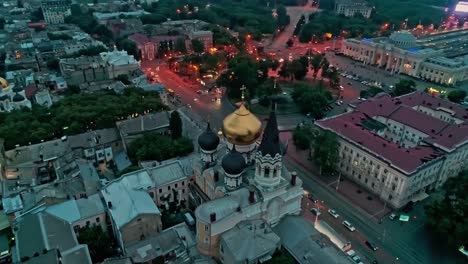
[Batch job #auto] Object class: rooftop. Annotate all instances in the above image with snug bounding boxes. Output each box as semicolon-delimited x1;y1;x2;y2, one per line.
116;112;170;137
317;92;468;174
45;193;105;224
273;216;351;264
101;177;160;230
220;219;280;263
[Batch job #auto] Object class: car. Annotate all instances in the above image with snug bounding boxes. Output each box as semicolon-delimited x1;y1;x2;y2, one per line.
388;213;396;220
347;82;352;85
343;220;356;231
193;98;198;101
365;240;379;251
336;101;342;106
311;208;321;216
346;75;353;78
352;255;361;263
339;85;344;91
328;209;339;218
196;90;202;94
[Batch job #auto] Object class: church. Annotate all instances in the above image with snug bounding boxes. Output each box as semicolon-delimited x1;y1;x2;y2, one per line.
194;98;304;259
0;77;32;112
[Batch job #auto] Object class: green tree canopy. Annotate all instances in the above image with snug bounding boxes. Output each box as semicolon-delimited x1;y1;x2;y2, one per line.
447;90;467;103
128;133;193;162
46;58;60;71
77;226;115;263
116;39;140;60
0;89;167;150
191;39;205;53
313;130;339;175
425;170;468;248
169;111;183;139
392;79;416;97
293;124;314;150
174;38;187;54
291;82;331;119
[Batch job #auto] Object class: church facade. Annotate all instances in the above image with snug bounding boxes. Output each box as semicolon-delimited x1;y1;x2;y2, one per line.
194;103;303;258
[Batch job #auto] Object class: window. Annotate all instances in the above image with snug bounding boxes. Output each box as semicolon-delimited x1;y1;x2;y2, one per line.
182;181;185;186
137;218;142;222
96;217;100;223
204;225;209;231
159;188;162;193
149;192;154;198
388;194;393;200
86;221;90;226
264;167;270;177
175;183;178;188
182;189;185;193
168;186;171;191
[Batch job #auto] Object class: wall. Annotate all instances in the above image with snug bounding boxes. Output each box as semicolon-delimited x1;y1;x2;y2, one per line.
120;213;162;246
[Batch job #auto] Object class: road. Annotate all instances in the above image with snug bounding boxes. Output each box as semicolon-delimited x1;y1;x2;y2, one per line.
268;0;317;51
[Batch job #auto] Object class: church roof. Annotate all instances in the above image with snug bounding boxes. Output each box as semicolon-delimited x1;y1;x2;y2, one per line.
258;109;282;157
12;93;25;102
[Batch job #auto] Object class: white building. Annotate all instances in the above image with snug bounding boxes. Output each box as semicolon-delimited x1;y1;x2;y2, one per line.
316;92;468;208
100;49;141;79
194;104;303;260
334;0;372;18
341;30;468;85
41;0;71;25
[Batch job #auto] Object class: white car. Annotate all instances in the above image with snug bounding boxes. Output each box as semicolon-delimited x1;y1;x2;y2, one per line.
343;220;356;231
389;213;396;220
328;209;339;218
339;85;344;91
346;75;353;78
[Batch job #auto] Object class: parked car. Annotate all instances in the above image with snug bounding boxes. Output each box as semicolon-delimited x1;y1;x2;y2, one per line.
339;85;344;91
347;82;353;85
343;220;356;231
311;208;321;216
388;213;396;220
328;209;339;218
352;255;362;264
196;90;202;94
365;240;379;251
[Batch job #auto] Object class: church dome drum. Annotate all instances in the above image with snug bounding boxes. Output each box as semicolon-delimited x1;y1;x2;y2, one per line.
222;104;262;145
222;145;246;175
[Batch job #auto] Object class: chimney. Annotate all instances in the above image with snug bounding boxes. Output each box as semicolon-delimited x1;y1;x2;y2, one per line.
214;170;219;182
291;171;297;186
210;212;216;222
248;185;255;204
107;201;112;208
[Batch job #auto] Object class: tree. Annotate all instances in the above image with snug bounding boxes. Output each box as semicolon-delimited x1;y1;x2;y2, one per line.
115;74;130;85
392;79;416;96
174;38;187;54
276;5;290;29
293;124;314;150
128;133;193;162
0;17;5;30
313;130;339;175
169;111;182;139
77;226;115;263
117;39;140;60
46;58;60;71
291;82;331;119
425;170;468;248
191;39;205;53
447;90;467;103
289;59;308;80
310;54;324;79
217;55;261;99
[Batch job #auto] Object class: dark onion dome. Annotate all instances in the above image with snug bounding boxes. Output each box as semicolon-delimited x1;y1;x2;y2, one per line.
0;94;9;101
12;86;23;93
222;145;246;175
12;93;25;102
198;122;220;151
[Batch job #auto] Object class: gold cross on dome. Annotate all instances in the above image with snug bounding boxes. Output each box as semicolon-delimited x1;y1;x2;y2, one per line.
240;85;246;103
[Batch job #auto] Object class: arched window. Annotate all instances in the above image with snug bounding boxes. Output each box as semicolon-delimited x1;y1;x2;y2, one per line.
264;167;270;178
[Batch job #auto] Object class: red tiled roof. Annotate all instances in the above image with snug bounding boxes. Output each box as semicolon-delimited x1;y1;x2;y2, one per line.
388;105;448;135
317;112;443;174
354;92;468;151
399;91;468;121
24;85;37;99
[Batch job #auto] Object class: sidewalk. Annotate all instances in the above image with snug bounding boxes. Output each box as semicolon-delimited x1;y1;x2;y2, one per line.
280;131;391;220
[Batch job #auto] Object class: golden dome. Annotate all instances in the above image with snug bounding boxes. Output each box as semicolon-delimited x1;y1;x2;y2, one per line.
0;78;8;89
222;104;262;145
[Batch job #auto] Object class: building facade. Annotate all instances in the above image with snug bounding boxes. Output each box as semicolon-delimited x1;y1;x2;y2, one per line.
341;30;468;85
41;0;71;25
334;0;372;18
316;92;468;208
